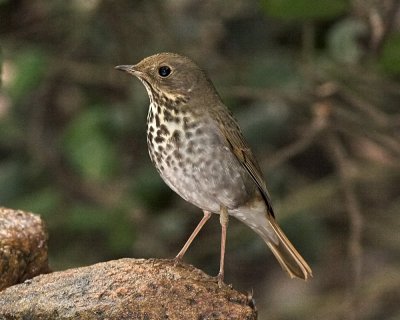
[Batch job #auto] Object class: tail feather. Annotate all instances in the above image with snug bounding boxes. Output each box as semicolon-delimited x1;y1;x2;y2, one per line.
233;208;312;280
265;218;312;280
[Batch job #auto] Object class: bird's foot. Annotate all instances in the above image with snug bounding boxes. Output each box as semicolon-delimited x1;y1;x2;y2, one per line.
216;271;224;288
173;256;183;267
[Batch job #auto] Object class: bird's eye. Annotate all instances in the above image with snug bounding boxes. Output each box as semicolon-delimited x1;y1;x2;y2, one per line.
158;66;171;77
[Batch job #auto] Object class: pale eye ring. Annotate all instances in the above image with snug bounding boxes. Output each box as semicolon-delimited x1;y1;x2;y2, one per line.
158;66;171;77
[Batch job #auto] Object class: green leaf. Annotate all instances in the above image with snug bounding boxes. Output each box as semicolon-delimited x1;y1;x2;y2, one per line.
13;187;62;219
261;0;349;21
62;106;118;182
0;161;24;203
66;204;134;254
379;33;400;75
8;48;47;101
67;204;110;231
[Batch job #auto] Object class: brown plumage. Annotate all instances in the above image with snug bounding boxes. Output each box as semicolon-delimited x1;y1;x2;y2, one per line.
116;52;312;285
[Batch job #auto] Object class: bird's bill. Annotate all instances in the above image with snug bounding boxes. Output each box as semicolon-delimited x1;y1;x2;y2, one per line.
115;65;137;74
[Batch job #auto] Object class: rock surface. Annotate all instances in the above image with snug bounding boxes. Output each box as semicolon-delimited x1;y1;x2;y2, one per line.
0;258;257;319
0;207;49;291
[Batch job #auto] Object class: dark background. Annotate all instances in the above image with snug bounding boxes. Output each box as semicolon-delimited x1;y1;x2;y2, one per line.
1;1;400;319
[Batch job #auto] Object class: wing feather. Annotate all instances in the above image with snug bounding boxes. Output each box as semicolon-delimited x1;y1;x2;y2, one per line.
212;108;275;217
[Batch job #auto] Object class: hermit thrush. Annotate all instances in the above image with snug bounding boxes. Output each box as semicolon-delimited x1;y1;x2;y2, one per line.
116;53;312;285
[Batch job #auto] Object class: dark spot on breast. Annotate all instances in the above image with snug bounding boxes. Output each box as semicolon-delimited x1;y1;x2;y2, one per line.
183;117;197;130
157;105;161;114
159;124;170;136
173;149;182;160
153;150;162;163
185;131;193;139
149;126;154;132
173;116;181;124
158;145;164;152
155;136;165;143
166;97;173;105
196;127;203;135
188;122;198;130
186;146;194;154
155;114;160;127
164;109;172;122
175;96;188;105
186;140;195;154
171;130;182;147
164;97;178;111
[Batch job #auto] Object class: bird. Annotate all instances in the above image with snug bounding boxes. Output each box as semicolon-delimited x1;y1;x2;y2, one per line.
115;53;312;286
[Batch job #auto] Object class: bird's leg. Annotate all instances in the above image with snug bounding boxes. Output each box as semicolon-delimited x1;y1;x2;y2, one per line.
175;210;212;263
217;206;229;287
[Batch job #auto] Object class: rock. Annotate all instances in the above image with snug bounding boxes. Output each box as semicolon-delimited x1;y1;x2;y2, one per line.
0;207;49;291
0;258;257;319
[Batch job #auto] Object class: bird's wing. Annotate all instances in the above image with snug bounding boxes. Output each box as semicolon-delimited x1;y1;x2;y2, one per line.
213;108;275;217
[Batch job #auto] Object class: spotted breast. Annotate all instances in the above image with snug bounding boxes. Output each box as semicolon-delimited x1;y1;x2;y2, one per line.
146;95;256;214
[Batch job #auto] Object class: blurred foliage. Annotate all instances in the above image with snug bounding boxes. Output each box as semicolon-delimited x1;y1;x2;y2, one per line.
1;0;400;319
62;105;119;182
380;33;400;74
262;0;349;20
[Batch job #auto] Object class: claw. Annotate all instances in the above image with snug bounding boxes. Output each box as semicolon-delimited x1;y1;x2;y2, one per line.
173;256;182;267
217;272;224;288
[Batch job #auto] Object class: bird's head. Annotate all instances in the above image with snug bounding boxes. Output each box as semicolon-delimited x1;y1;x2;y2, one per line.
116;52;218;107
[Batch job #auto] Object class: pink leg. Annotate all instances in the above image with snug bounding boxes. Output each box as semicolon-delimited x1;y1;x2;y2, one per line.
175;210;212;261
217;206;229;287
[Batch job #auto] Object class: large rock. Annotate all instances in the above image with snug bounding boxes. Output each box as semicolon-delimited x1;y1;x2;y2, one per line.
0;207;49;291
0;258;257;319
